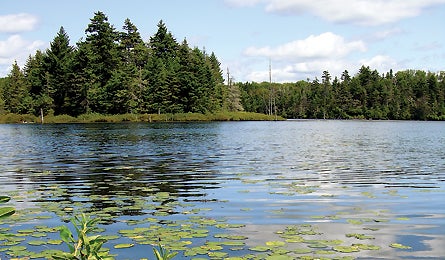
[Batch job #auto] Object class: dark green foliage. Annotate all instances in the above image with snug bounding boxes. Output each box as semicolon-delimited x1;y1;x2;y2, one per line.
2;11;444;120
240;66;445;120
0;195;15;219
44;27;73;115
55;213;111;260
1;12;226;117
3;62;33;114
153;242;178;260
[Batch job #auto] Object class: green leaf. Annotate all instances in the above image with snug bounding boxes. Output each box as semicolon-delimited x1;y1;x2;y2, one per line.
59;226;75;253
333;245;360;253
114;243;134;249
0;207;15;219
266;241;286;247
0;196;11;203
249;246;270;252
390;243;412;249
28;240;48;246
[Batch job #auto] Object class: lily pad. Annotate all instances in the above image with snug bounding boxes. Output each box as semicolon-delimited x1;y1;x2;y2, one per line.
114;243;135;249
220;241;245;247
28;240;48;246
184;246;209;256
102;235;120;240
390;243;412;249
346;233;375;240
285;236;304;243
215;223;245;229
208;251;228;258
293;248;312;254
266;241;286;247
347;219;363;225
333;245;360;253
353;243;381;250
0;207;15;219
266;255;294;260
249;246;270;252
0;196;11;203
48;240;63;245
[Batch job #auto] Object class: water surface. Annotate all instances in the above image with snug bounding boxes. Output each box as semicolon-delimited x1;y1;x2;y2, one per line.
1;121;444;259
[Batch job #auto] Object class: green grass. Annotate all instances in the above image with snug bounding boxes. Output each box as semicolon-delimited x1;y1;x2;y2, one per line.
0;112;284;124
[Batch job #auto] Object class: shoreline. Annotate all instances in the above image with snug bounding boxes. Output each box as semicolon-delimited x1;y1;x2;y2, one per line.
0;112;284;124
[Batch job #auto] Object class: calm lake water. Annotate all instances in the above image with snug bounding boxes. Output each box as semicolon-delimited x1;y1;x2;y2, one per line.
0;120;444;259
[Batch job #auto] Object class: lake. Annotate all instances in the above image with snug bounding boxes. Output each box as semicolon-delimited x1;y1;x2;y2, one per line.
0;120;444;259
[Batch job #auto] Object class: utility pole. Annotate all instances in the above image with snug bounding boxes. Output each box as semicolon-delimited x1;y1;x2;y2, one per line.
225;67;230;111
269;60;272;115
269;59;277;119
40;108;44;124
227;67;230;88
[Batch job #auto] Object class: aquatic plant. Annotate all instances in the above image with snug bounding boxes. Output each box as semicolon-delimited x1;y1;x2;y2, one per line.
153;242;178;260
54;213;112;260
0;196;15;219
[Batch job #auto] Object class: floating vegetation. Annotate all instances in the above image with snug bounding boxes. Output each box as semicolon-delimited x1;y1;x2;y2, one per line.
27;240;48;246
333;245;360;253
114;243;135;249
347;219;363;225
293;248;312;254
354;243;381;250
265;241;286;247
0;155;436;260
214;234;248;240
310;215;340;220
390;243;412;249
249;246;271;252
346;233;375;240
361;191;376;198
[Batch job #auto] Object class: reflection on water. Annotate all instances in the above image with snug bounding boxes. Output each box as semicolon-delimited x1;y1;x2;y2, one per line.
0;120;444;258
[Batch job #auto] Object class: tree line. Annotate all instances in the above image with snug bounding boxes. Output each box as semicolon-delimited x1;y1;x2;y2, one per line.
0;11;228;117
1;11;444;121
239;67;445;120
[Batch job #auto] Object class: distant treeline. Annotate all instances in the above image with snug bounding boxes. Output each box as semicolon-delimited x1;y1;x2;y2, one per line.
239;67;445;120
0;11;230;117
1;11;444;121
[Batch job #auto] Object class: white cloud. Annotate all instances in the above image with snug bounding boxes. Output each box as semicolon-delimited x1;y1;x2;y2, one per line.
0;35;46;76
228;0;445;26
360;55;398;73
239;32;368;82
0;13;39;33
242;58;358;83
238;50;403;83
244;32;366;61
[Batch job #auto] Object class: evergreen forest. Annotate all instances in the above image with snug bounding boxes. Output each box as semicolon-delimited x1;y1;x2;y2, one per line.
0;12;228;117
239;68;445;120
0;11;444;121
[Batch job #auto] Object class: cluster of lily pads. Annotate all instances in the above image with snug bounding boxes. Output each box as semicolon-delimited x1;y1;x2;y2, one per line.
0;172;420;260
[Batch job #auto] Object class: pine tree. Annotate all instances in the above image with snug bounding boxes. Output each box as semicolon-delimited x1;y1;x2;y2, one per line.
145;20;181;114
84;11;120;113
44;27;73;115
116;18;148;113
4;62;32;114
208;52;226;111
23;50;53;115
0;77;8;114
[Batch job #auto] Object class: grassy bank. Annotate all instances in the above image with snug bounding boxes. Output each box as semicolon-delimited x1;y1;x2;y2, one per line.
0;112;284;124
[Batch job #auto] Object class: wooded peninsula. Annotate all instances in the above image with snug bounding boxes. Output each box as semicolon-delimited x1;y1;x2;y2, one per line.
0;11;444;122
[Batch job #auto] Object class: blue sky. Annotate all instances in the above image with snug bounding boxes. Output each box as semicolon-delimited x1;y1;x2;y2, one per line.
1;0;444;82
